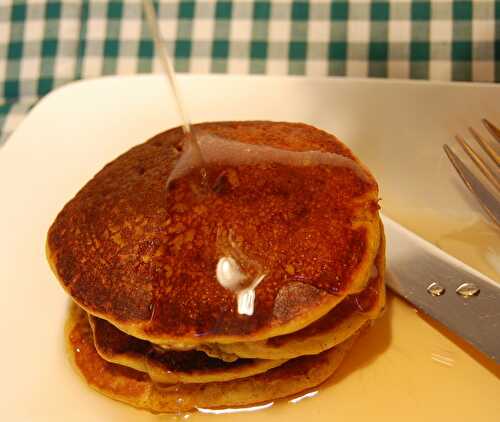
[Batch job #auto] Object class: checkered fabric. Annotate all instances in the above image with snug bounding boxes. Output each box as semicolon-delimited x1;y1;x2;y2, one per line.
0;1;498;144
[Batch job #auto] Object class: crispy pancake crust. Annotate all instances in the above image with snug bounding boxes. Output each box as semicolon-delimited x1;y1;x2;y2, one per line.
49;121;380;345
66;305;358;413
89;314;287;384
204;228;385;360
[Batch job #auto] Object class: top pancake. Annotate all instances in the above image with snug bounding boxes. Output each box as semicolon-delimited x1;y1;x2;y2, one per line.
47;121;380;345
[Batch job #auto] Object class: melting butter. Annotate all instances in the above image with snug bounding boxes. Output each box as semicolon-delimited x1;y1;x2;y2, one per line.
216;256;266;316
216;257;246;289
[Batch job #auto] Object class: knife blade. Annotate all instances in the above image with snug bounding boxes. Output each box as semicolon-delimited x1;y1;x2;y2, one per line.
382;214;500;363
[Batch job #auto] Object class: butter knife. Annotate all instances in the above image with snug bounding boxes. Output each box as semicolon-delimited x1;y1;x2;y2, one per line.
382;214;500;363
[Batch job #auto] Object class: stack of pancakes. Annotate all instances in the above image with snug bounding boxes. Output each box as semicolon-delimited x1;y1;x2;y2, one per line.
47;121;385;413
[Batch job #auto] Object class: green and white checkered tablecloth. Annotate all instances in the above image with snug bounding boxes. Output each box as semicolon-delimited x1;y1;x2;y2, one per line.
1;1;498;144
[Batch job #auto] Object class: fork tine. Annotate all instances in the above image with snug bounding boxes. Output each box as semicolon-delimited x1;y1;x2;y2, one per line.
456;134;500;191
469;126;500;167
443;144;500;227
482;118;500;144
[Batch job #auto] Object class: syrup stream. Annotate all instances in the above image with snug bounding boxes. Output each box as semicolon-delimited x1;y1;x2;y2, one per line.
142;0;205;167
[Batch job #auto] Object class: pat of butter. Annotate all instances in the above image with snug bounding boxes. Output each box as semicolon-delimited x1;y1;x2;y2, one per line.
216;257;266;316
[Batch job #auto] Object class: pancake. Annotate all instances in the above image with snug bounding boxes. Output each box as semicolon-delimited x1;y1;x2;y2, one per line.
201;228;385;360
48;121;380;346
67;304;359;413
88;314;287;384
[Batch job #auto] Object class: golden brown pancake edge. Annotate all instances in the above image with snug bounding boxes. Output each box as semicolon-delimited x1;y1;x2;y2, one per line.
66;304;360;413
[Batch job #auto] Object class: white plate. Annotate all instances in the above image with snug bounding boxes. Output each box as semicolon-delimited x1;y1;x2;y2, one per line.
0;75;499;421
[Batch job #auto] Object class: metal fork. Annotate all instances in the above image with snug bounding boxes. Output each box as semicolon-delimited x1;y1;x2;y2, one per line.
443;118;500;228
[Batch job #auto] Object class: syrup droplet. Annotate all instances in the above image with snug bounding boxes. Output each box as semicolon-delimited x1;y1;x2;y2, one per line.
148;302;156;322
455;282;480;297
354;295;370;312
173;397;192;421
427;282;446;296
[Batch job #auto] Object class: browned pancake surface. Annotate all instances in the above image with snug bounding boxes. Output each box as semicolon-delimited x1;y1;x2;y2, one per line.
48;121;379;343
